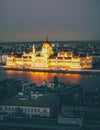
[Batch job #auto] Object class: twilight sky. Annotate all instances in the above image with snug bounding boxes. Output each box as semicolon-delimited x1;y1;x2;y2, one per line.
0;0;100;41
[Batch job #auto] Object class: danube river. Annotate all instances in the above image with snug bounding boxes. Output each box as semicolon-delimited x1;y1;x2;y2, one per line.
0;70;100;92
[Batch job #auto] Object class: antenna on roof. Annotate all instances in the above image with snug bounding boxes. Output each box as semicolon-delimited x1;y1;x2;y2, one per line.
46;34;48;42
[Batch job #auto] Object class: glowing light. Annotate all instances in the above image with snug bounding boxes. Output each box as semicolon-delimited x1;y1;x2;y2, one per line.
6;41;92;70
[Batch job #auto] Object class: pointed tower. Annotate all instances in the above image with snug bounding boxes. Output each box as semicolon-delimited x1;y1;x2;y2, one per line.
32;44;36;54
31;44;36;68
32;44;36;59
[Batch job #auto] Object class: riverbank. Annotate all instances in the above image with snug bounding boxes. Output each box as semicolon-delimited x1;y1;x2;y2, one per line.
0;66;100;75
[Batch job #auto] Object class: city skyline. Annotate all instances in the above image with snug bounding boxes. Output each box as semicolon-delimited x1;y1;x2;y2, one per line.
0;0;100;41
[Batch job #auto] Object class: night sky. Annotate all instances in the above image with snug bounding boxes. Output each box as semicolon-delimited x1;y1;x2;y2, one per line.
0;0;100;41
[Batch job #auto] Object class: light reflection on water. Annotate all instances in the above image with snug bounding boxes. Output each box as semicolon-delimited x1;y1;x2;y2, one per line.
0;70;100;92
5;70;82;85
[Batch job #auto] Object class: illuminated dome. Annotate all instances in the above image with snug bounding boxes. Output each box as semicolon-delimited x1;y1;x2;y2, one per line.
42;36;52;48
41;36;54;57
42;41;52;48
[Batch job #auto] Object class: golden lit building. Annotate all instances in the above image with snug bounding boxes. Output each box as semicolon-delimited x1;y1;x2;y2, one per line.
6;39;92;70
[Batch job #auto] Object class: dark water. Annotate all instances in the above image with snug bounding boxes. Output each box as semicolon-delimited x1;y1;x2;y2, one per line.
0;70;100;92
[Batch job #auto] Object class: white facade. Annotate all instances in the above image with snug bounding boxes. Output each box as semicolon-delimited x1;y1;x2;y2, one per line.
0;105;50;118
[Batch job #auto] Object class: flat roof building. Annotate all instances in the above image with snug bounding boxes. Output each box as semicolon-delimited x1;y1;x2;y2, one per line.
0;93;60;119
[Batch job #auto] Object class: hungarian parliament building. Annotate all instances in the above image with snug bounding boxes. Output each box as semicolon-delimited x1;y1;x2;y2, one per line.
6;39;92;70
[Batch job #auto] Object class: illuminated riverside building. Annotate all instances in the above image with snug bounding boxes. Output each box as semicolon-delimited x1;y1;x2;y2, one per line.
6;39;92;70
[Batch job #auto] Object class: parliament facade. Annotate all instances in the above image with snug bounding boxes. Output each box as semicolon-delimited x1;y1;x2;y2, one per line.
6;40;92;70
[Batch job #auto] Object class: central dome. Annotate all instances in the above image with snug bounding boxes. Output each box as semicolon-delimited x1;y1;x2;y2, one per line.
42;36;52;48
42;41;51;48
41;36;54;57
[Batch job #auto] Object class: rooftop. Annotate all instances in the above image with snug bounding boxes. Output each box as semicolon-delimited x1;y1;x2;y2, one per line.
0;93;58;107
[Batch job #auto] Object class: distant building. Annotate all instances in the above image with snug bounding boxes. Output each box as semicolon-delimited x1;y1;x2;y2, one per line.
6;38;92;69
92;55;100;68
0;55;7;64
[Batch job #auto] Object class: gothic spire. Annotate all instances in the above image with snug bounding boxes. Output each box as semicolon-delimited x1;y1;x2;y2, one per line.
32;44;35;53
46;34;48;42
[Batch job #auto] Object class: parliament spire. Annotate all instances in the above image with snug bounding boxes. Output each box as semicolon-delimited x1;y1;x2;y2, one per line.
46;34;48;42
